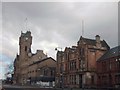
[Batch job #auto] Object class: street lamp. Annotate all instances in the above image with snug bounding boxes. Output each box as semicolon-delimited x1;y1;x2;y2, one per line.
55;47;64;89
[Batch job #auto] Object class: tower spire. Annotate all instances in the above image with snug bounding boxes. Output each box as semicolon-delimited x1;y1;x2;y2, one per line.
25;18;28;31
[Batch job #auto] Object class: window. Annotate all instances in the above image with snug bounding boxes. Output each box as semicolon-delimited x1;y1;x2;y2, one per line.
102;62;107;72
115;75;120;84
70;75;72;84
25;46;27;51
44;69;48;76
80;60;85;71
51;70;53;76
69;60;76;71
109;62;111;70
118;60;120;68
91;75;94;84
74;75;76;84
102;76;107;85
116;58;120;69
69;62;72;70
80;48;85;56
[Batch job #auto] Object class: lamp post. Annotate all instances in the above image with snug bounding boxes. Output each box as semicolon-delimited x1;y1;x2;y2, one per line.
55;47;64;89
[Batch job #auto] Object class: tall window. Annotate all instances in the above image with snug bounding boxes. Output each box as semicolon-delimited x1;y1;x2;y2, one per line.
102;76;107;85
51;70;54;76
80;59;85;71
69;60;76;70
70;75;72;84
91;75;94;84
102;62;106;72
115;75;120;85
80;48;85;56
44;69;48;76
74;75;76;84
25;46;27;51
118;59;120;69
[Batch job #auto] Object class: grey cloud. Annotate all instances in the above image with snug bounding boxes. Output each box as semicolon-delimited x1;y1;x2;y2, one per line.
2;2;118;61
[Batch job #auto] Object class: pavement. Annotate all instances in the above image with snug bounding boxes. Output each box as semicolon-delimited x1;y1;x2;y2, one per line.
1;84;120;90
2;84;54;90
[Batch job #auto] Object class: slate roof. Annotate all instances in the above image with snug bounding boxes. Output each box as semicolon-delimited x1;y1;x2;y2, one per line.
78;36;110;49
98;45;120;61
29;57;56;66
64;46;77;52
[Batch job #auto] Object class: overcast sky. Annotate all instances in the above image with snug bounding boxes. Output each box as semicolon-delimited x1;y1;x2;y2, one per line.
1;1;118;79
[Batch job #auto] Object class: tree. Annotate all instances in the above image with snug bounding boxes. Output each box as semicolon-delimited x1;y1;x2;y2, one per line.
4;62;14;84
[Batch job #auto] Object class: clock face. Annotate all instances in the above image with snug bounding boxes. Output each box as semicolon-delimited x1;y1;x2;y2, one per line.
25;37;28;40
28;53;32;57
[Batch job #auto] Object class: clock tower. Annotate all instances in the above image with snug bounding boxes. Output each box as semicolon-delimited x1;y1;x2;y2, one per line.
19;31;32;60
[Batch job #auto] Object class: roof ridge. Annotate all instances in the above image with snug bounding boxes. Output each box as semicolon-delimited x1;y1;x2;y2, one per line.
29;57;55;66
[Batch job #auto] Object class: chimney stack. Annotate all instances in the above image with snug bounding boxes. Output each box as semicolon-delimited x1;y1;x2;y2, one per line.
95;35;100;43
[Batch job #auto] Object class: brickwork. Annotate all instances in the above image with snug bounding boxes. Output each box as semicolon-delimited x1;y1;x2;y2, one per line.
97;46;120;88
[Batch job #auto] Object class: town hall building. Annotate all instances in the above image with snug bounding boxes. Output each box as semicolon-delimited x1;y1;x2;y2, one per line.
56;35;110;88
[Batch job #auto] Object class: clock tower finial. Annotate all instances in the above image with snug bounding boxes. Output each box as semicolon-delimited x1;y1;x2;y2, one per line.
82;20;84;36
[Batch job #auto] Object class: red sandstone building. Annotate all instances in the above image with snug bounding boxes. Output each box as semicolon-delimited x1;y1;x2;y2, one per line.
97;45;120;88
56;35;110;88
13;31;56;87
